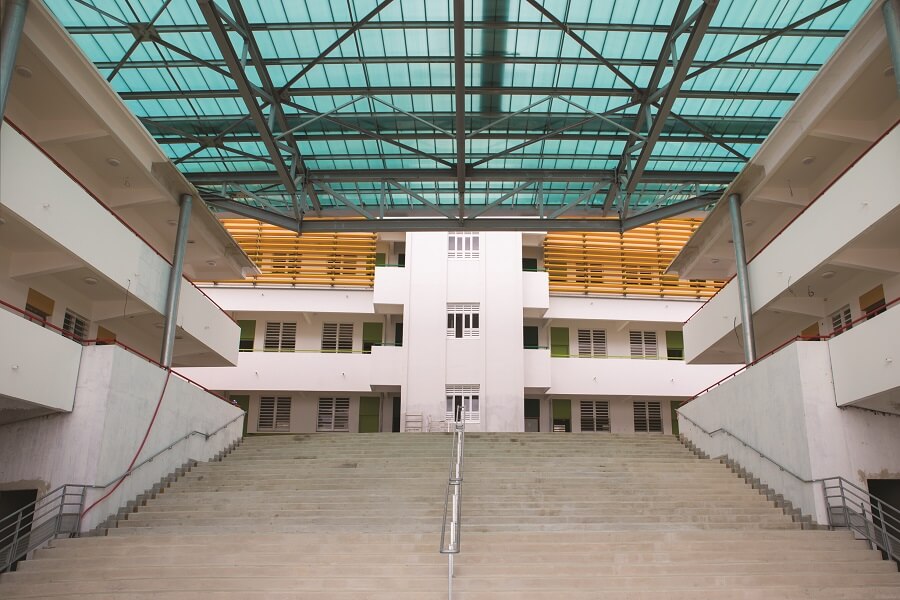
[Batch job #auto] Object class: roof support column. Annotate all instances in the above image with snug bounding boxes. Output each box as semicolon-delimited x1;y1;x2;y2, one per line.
884;0;900;97
0;0;28;123
160;194;192;367
728;193;757;363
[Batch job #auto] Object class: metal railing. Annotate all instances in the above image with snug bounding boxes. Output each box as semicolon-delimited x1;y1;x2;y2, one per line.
823;477;900;563
0;411;245;573
439;405;466;599
0;485;86;573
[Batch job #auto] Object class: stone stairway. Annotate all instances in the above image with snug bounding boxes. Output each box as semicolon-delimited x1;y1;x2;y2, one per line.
1;432;898;599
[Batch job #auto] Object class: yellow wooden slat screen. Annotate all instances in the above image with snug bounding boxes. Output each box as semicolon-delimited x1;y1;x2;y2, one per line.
544;219;724;298
207;219;376;287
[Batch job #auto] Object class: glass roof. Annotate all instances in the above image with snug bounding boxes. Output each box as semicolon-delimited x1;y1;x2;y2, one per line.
44;0;869;226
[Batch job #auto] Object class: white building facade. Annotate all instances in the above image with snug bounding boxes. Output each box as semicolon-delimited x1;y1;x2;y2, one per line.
179;230;737;436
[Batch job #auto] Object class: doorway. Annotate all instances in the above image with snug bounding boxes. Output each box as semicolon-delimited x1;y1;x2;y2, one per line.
552;399;571;432
359;397;380;433
392;397;401;432
524;398;540;432
0;489;38;571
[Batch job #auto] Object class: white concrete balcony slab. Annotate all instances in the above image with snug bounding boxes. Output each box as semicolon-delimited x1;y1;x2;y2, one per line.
369;344;405;389
177;350;373;393
1;126;238;365
524;348;551;390
549;356;736;397
373;266;408;314
546;295;703;322
829;303;900;413
198;285;375;315
522;271;549;317
685;126;900;363
0;307;81;421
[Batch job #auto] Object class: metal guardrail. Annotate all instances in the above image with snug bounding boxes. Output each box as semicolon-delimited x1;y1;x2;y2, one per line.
0;412;245;573
823;477;900;563
439;406;466;599
0;484;86;573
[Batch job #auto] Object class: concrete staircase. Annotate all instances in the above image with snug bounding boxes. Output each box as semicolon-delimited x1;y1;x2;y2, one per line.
1;432;898;599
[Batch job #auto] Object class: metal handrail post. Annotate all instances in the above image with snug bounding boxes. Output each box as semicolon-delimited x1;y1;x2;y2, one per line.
839;479;851;530
75;486;86;534
877;497;891;557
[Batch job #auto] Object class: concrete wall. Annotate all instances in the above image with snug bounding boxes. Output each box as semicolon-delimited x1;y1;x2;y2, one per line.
547;296;704;322
679;341;900;523
200;286;375;315
0;308;82;413
0;345;243;531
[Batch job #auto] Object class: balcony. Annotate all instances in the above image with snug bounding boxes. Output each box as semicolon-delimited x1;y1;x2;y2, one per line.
0;306;81;420
549;355;736;397
0;126;239;365
177;350;374;393
684;125;900;363
369;344;405;389
522;271;549;317
524;348;551;390
829;303;900;412
373;266;408;314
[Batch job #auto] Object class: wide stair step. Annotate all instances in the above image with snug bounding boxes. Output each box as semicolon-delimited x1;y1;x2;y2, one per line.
1;432;897;599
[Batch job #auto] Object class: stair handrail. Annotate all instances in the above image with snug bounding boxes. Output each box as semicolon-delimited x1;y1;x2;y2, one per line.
0;484;86;573
822;476;900;563
439;404;466;598
0;410;244;572
677;411;818;483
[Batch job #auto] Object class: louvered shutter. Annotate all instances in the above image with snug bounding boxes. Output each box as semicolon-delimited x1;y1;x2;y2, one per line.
577;330;592;356
338;324;353;351
334;399;350;431
644;332;657;358
258;397;275;430
580;400;610;432
317;398;350;431
322;323;338;351
634;401;648;432
647;402;662;433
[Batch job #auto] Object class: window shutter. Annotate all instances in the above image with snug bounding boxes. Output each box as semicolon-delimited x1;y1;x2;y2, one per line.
338;323;353;351
644;332;657;358
265;322;281;350
280;323;296;351
63;310;89;340
550;327;569;357
259;397;291;431
630;331;657;358
317;398;350;431
580;400;610;432
322;323;338;351
630;331;643;357
634;401;648;432
577;330;591;356
445;385;480;423
258;397;275;430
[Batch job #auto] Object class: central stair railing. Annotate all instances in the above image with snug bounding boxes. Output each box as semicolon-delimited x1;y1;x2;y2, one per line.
439;405;466;598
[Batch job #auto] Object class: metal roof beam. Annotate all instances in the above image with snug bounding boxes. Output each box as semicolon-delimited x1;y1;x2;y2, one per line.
118;87;799;101
604;0;718;215
623;191;721;230
67;21;850;37
454;0;467;221
187;169;733;185
197;0;302;209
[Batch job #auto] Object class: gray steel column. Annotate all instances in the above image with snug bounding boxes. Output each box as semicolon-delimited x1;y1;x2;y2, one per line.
728;193;757;363
885;0;900;97
0;0;28;122
160;194;192;367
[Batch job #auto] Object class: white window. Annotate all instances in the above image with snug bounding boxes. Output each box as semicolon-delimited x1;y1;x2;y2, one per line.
317;398;350;431
62;310;89;340
322;323;353;351
447;303;480;338
580;400;610;432
633;401;663;433
577;329;607;357
830;305;852;336
629;331;658;358
448;232;480;259
258;396;291;431
446;385;480;423
264;322;296;351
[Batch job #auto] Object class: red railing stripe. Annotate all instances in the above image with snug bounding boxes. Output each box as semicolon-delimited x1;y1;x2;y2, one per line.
685;296;899;403
2;118;236;325
0;298;235;406
684;118;900;326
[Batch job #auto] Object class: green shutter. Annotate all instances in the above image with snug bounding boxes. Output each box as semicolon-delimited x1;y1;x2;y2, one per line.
359;397;380;433
375;253;386;267
237;320;256;351
550;327;569;357
362;322;383;353
666;330;684;360
553;399;571;420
